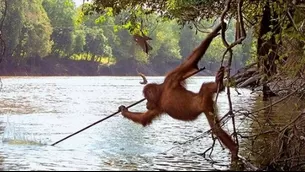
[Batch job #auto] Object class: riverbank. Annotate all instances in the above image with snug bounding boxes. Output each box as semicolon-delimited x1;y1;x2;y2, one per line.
0;56;224;77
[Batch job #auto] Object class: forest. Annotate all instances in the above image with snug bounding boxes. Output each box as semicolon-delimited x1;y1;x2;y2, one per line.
0;0;253;76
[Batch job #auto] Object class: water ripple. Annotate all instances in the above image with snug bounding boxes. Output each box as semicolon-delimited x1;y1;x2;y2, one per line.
0;76;257;171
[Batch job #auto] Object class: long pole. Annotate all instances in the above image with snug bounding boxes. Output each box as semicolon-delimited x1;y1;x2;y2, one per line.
51;67;206;146
51;98;146;146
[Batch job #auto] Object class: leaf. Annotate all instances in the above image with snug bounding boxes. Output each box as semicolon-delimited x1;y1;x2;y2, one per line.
105;7;113;17
95;16;106;24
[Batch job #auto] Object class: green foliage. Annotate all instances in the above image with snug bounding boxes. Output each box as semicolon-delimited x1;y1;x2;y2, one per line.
179;24;199;58
1;0;256;70
2;0;53;58
74;10;115;62
149;19;182;64
15;0;53;58
2;0;25;56
91;0;221;24
84;28;111;57
73;29;86;54
43;0;76;58
86;0;259;68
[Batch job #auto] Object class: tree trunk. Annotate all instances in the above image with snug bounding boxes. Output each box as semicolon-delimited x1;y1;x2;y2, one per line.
257;0;280;100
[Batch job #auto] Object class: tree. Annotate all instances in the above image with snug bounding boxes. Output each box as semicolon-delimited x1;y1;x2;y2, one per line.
90;0;305;95
42;0;76;58
20;0;53;58
3;0;53;59
2;0;26;57
149;19;182;65
78;11;114;63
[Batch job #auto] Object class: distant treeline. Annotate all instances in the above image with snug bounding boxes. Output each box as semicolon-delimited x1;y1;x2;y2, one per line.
0;0;254;76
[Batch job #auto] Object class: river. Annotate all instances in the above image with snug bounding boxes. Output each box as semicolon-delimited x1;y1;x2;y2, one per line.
0;76;258;171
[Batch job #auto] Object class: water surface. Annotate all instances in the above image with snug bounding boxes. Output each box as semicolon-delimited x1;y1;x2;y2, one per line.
0;76;258;171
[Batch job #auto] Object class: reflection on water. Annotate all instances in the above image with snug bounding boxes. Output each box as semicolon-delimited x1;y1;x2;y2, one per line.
0;76;257;171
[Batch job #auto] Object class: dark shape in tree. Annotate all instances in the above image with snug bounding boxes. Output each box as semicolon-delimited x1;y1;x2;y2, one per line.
133;34;153;54
257;1;281;100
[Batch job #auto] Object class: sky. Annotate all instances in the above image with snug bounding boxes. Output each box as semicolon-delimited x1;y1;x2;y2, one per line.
72;0;91;7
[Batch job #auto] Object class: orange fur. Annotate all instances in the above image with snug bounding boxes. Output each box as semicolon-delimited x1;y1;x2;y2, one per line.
119;23;237;160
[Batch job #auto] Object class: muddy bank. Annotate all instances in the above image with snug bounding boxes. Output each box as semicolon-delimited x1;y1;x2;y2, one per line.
231;63;305;95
